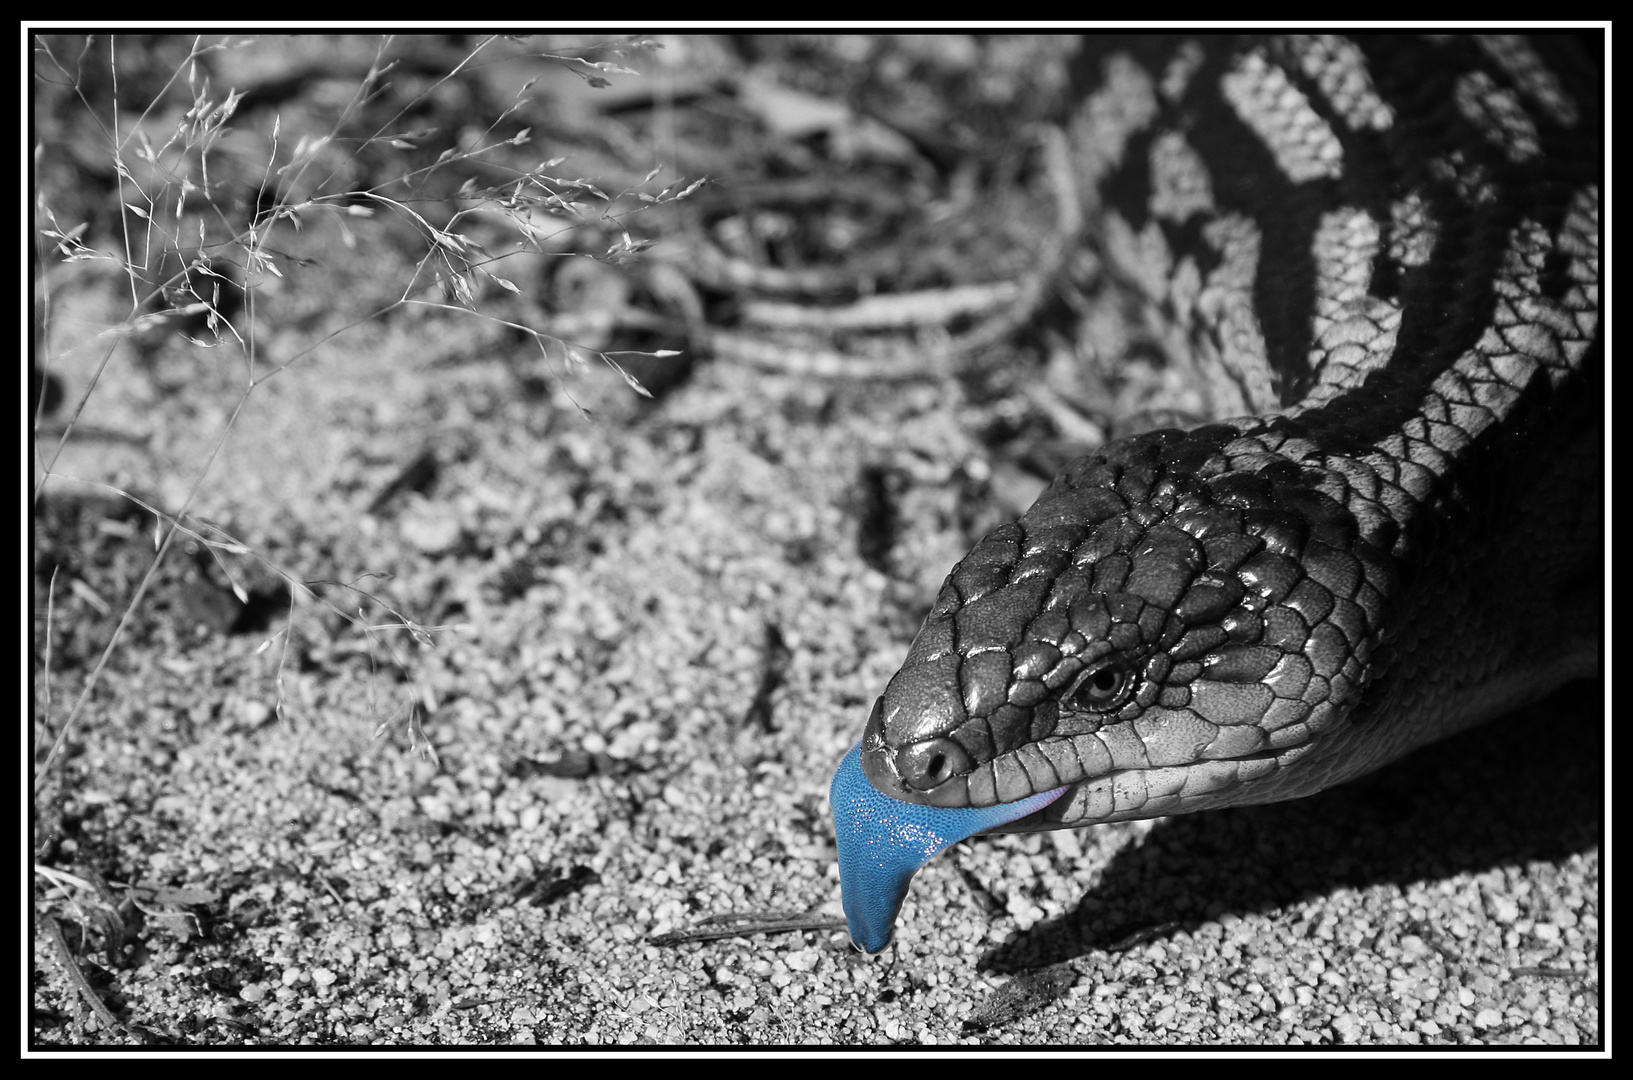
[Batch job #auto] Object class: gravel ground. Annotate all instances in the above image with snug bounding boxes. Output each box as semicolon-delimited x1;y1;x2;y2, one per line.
31;292;1602;1046
30;36;1601;1050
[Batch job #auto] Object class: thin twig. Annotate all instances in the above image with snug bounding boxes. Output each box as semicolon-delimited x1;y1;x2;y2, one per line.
648;911;845;946
40;914;133;1042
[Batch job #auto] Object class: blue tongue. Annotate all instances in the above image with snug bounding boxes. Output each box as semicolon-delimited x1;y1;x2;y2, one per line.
829;742;1069;952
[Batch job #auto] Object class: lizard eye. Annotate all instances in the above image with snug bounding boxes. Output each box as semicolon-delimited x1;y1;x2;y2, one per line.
1064;662;1133;714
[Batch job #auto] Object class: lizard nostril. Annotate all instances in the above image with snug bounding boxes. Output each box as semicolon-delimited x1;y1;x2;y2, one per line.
895;738;971;791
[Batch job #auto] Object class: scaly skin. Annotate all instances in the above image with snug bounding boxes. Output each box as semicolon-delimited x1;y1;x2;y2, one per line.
833;34;1600;953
